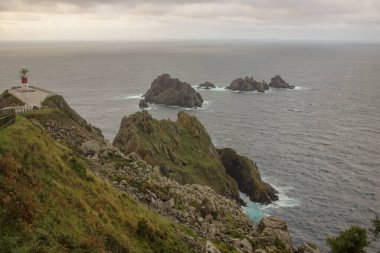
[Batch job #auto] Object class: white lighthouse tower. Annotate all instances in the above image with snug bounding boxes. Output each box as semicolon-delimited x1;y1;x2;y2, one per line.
19;67;29;91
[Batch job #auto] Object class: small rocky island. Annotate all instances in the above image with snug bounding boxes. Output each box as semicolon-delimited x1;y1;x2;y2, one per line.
226;77;269;92
269;75;295;89
140;74;203;108
197;81;216;90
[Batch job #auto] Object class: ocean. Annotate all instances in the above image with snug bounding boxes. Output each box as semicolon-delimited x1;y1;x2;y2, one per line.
1;41;379;252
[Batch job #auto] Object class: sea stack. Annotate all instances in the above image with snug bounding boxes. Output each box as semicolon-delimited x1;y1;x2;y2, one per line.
197;81;216;90
269;75;294;89
141;74;203;108
226;77;268;92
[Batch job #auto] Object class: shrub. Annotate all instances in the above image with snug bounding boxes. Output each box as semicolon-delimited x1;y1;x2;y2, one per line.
327;225;369;253
370;215;380;240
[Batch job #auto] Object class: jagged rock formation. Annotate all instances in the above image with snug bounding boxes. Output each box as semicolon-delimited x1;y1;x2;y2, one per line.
139;99;149;108
0;90;25;109
269;75;294;89
197;81;216;90
112;110;242;202
141;74;203;108
24;95;104;147
257;216;294;252
226;77;269;93
217;148;278;204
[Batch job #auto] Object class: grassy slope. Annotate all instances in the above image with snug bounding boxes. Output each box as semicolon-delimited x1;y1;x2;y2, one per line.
0;116;195;253
113;111;240;200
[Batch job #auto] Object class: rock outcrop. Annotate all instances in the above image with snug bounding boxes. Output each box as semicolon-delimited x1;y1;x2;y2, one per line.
139;99;149;108
142;74;203;108
0;90;25;109
197;81;216;90
24;95;104;147
257;216;294;252
112;110;242;202
217;148;278;204
226;77;268;93
269;75;294;89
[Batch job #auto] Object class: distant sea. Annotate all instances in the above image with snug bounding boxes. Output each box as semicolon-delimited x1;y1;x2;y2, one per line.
1;41;379;252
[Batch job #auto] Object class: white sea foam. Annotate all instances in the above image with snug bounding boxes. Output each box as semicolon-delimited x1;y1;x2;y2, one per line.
124;94;143;99
293;86;310;91
241;184;300;223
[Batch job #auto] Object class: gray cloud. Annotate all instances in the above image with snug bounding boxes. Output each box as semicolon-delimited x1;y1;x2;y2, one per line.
1;0;380;41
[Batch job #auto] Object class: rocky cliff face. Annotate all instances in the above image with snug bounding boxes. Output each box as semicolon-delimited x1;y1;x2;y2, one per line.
142;74;204;108
113;110;242;202
217;148;278;204
226;77;269;93
24;95;104;147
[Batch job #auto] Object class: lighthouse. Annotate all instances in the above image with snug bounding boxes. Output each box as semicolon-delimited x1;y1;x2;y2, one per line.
19;67;29;91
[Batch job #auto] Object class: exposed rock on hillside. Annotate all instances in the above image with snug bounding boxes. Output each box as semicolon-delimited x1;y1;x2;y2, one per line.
217;148;278;204
0;90;25;109
226;77;268;93
24;95;104;147
269;75;294;89
142;74;203;108
197;81;216;90
112;110;242;202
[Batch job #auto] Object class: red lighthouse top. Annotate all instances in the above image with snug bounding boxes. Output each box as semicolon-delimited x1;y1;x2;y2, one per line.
19;67;29;84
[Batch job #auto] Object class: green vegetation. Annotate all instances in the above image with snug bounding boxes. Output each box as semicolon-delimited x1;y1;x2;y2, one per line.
0;117;195;252
327;225;369;253
370;215;380;240
113;111;240;200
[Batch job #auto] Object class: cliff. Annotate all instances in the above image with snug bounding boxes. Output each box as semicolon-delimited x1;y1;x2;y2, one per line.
112;111;242;202
218;148;278;204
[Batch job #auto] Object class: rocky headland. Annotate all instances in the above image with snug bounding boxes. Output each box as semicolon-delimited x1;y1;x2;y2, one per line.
0;90;321;253
112;110;278;205
226;77;269;93
141;74;204;108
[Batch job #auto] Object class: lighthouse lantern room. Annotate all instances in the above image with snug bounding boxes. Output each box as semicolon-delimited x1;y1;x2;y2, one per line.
20;67;29;90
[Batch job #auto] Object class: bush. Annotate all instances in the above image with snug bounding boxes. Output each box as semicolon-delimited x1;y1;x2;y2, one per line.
370;215;380;240
327;225;369;253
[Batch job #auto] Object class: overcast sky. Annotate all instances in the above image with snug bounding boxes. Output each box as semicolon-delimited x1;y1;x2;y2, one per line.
1;0;380;41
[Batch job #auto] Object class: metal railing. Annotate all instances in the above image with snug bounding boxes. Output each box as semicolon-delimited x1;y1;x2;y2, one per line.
0;105;36;115
0;111;16;130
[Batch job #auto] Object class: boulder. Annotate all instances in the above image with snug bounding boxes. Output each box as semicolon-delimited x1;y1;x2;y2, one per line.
297;243;322;253
143;74;203;108
217;148;278;204
205;240;221;253
198;81;216;90
258;216;294;252
139;99;149;108
269;75;291;89
80;140;101;156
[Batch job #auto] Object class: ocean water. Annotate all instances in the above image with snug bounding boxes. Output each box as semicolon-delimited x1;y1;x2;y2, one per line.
1;41;379;252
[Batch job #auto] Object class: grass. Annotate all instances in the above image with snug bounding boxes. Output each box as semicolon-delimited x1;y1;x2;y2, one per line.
0;117;195;253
